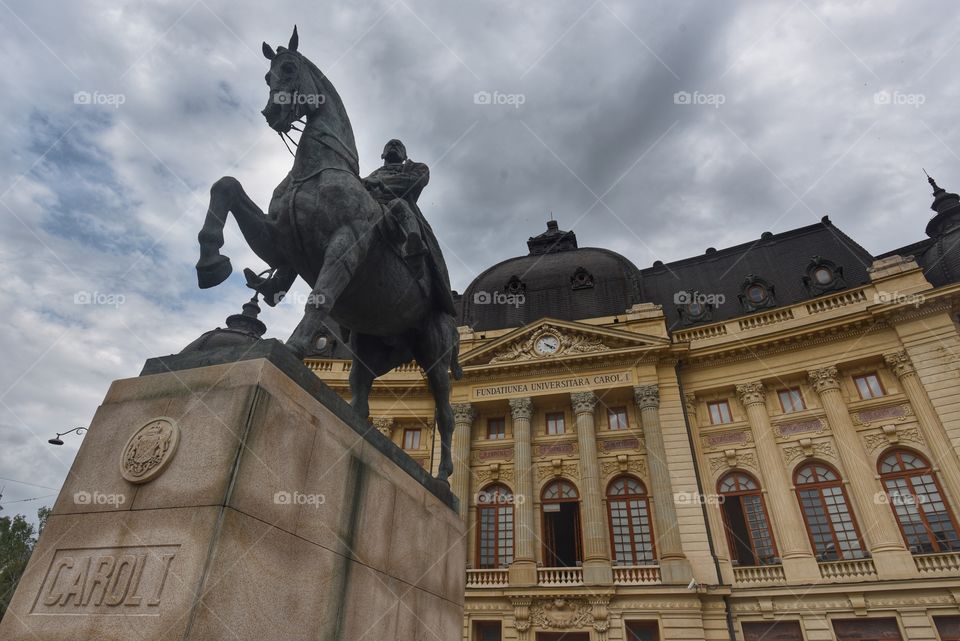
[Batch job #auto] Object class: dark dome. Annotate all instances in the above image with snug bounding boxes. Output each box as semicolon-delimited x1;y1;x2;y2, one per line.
460;220;643;330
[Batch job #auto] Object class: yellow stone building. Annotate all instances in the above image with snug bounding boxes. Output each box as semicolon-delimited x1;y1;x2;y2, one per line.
306;179;960;641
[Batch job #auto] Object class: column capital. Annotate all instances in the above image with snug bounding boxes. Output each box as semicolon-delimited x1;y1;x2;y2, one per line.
509;397;534;421
883;349;916;379
570;391;599;415
633;385;660;410
371;417;393;437
451;402;475;424
735;381;766;407
808;365;841;394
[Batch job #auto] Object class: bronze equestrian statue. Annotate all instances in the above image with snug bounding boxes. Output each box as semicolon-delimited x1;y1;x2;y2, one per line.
194;26;462;481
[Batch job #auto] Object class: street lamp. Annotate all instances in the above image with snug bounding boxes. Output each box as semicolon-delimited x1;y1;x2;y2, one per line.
48;426;87;446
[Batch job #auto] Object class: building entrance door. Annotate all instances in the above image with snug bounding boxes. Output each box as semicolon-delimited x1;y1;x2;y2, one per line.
542;501;582;567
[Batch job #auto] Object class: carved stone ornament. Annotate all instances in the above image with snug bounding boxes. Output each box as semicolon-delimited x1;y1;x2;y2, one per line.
537;460;580;481
633;384;660;410
782;440;835;464
371;417;394;436
600;454;647;478
120;417;180;484
451;403;475;425
883;349;916;379
509;397;534;421
736;382;766;407
489;325;610;363
570;391;599;415
808;366;841;394
529;597;594;630
863;425;924;451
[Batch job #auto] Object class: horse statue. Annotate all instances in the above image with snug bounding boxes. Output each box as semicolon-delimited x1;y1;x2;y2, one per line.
194;26;462;481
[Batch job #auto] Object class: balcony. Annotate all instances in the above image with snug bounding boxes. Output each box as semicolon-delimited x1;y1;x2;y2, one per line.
612;564;661;585
914;551;960;575
465;568;509;588
732;564;786;586
537;567;584;587
818;558;878;580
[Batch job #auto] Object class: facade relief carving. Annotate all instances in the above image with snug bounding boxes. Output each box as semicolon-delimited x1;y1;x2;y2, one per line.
599;454;647;479
862;425;925;451
782;439;836;464
536;460;580;481
489;325;611;364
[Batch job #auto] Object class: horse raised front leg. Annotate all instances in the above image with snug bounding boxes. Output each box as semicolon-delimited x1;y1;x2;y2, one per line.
286;227;363;358
197;176;278;289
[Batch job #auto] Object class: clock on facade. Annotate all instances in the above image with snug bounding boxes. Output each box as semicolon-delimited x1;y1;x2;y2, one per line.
534;333;560;355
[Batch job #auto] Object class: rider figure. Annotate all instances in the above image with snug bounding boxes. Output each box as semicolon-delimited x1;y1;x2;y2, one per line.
246;138;456;316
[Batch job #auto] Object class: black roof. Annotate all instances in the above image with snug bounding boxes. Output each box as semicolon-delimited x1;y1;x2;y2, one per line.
457;217;878;332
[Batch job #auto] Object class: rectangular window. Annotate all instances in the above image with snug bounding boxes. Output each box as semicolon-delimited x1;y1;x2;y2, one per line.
708;400;733;425
487;417;506;440
777;388;805;413
935;616;960;641
473;621;502;641
403;428;421;450
832;618;903;641
742;621;803;641
854;373;885;399
546;412;565;435
608;407;629;431
625;621;660;641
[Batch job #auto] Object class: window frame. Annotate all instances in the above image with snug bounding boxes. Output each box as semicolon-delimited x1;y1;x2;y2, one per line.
717;471;779;566
794;462;867;561
607;406;629;431
402;428;421;450
541;479;583;567
878;448;960;554
486;417;506;440
606;476;656;566
777;387;806;413
853;372;885;400
707;400;734;425
475;484;515;569
545;411;566;435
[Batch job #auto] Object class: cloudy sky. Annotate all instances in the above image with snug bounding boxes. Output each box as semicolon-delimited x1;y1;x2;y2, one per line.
1;0;958;518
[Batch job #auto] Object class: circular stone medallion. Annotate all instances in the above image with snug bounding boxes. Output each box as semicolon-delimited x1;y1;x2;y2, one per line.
120;417;181;484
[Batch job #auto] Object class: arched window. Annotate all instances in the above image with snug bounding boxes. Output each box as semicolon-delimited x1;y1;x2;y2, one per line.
717;472;778;566
879;449;960;554
607;476;656;566
541;480;582;567
795;463;866;560
476;484;514;569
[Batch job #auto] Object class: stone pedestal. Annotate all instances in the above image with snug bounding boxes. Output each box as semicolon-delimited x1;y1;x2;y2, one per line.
0;340;465;641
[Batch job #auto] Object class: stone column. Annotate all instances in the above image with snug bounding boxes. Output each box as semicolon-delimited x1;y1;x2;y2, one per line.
508;397;537;586
884;350;960;515
450;403;475;521
808;366;915;578
735;382;820;581
570;391;613;584
634;385;692;584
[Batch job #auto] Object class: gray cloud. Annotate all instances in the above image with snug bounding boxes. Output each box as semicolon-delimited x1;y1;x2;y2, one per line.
1;0;958;518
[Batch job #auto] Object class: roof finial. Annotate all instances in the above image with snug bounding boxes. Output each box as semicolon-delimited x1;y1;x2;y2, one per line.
923;168;942;193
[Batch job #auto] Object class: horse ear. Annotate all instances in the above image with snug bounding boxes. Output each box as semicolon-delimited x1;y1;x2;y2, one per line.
288;25;298;52
262;42;276;60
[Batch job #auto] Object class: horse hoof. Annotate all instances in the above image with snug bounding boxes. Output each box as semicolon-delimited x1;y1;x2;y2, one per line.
196;255;233;289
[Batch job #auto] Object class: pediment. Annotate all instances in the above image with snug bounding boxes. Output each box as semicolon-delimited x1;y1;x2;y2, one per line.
460;318;668;367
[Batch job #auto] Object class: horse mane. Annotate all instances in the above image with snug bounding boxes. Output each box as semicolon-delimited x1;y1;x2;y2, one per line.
298;55;358;165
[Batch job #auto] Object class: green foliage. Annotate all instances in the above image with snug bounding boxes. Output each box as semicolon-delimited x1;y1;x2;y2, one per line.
0;508;46;621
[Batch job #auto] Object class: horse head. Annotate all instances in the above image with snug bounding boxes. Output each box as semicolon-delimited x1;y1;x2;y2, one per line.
261;26;325;134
